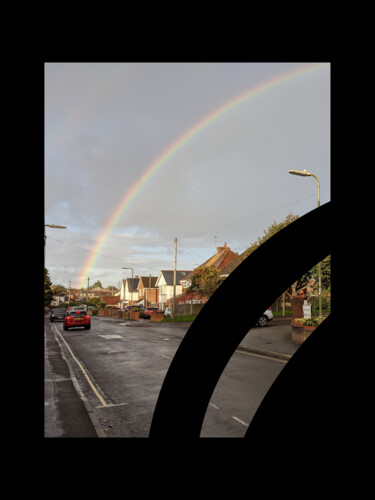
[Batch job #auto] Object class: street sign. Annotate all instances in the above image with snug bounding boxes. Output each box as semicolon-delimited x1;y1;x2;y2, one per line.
303;301;312;319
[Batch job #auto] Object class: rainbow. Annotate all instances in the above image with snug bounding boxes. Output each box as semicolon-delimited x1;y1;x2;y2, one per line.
78;62;329;288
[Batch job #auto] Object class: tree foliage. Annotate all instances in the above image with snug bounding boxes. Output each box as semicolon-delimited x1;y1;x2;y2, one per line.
44;268;53;307
311;255;331;291
89;280;103;290
186;265;220;297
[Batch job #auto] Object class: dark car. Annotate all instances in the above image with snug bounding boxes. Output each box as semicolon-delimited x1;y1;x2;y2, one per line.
49;308;66;322
63;310;91;331
143;307;159;319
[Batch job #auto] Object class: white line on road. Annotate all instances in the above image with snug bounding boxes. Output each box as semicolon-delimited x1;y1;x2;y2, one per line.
236;349;288;363
209;403;220;410
232;416;249;427
51;323;108;407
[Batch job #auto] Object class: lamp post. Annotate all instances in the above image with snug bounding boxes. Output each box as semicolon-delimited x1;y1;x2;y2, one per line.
122;267;134;309
44;224;67;244
288;169;322;321
44;224;67;262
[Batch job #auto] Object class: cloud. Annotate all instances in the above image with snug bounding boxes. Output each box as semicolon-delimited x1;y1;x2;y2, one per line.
45;63;330;288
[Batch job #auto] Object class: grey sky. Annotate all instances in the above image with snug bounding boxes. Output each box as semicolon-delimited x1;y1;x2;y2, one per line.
45;62;330;289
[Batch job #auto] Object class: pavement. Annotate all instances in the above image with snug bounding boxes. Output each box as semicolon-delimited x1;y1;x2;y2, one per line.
44;315;295;438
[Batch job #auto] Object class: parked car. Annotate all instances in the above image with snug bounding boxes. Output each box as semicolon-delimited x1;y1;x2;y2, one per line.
164;307;172;318
50;308;66;322
123;305;140;311
143;307;159;319
63;310;91;330
255;308;273;327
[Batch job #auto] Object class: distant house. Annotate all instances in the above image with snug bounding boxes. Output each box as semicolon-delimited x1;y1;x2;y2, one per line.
51;295;66;307
201;242;238;272
155;270;192;310
138;276;159;307
176;243;239;303
87;287;114;299
119;277;140;308
101;295;120;308
168;291;208;306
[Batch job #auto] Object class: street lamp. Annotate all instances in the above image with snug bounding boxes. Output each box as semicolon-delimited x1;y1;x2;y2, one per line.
288;169;322;321
44;224;67;264
44;224;67;244
122;267;134;309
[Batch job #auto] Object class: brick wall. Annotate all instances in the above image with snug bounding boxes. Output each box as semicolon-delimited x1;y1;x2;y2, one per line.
291;295;306;318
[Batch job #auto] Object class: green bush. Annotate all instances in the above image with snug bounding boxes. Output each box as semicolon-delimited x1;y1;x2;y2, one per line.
309;293;331;313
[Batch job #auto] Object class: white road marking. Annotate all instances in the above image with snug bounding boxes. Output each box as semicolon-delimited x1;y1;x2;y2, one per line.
209;403;220;410
98;334;123;339
236;349;288;363
232;416;249;427
52;323;108;407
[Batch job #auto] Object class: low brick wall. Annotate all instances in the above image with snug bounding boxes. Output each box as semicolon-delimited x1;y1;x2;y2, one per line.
130;311;140;321
150;312;164;322
291;319;316;344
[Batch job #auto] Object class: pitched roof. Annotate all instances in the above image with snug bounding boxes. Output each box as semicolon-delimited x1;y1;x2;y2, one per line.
139;276;158;288
219;245;256;276
200;242;239;271
159;270;193;285
126;277;140;292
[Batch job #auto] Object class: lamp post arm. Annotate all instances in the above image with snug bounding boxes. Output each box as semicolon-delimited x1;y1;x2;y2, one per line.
310;173;320;207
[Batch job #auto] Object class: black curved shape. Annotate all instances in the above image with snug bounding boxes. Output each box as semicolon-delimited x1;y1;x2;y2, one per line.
245;314;337;445
149;202;332;438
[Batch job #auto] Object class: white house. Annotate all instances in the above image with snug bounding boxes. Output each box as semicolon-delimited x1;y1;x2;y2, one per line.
51;295;66;307
155;270;192;310
119;277;140;308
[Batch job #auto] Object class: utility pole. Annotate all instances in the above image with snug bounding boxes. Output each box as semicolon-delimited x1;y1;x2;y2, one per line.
172;238;177;322
148;274;151;307
68;280;71;307
87;276;90;305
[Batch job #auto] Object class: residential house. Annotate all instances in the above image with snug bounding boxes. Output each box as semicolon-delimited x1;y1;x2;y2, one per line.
201;242;239;272
119;277;140;308
174;242;239;305
87;287;115;299
155;270;192;311
51;295;66;307
137;276;159;307
101;295;120;308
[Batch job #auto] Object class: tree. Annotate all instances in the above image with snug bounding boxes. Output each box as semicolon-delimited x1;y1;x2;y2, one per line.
51;284;67;296
186;265;220;298
254;212;300;250
90;280;102;290
44;268;53;307
222;213;312;299
311;255;331;291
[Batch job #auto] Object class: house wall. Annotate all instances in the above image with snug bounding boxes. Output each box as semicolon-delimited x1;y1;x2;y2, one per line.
138;284;158;307
119;279;139;306
158;285;183;309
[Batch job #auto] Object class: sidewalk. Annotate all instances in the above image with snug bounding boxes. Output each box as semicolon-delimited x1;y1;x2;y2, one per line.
237;317;297;360
44;319;100;438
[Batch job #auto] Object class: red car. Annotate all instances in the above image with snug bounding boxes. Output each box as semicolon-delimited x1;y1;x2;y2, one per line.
143;307;159;319
63;310;91;330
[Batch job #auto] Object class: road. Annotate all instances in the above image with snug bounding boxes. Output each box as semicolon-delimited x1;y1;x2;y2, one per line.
47;316;289;437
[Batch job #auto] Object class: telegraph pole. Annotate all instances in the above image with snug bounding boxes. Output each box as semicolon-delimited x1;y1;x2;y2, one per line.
172;238;177;322
87;276;90;305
